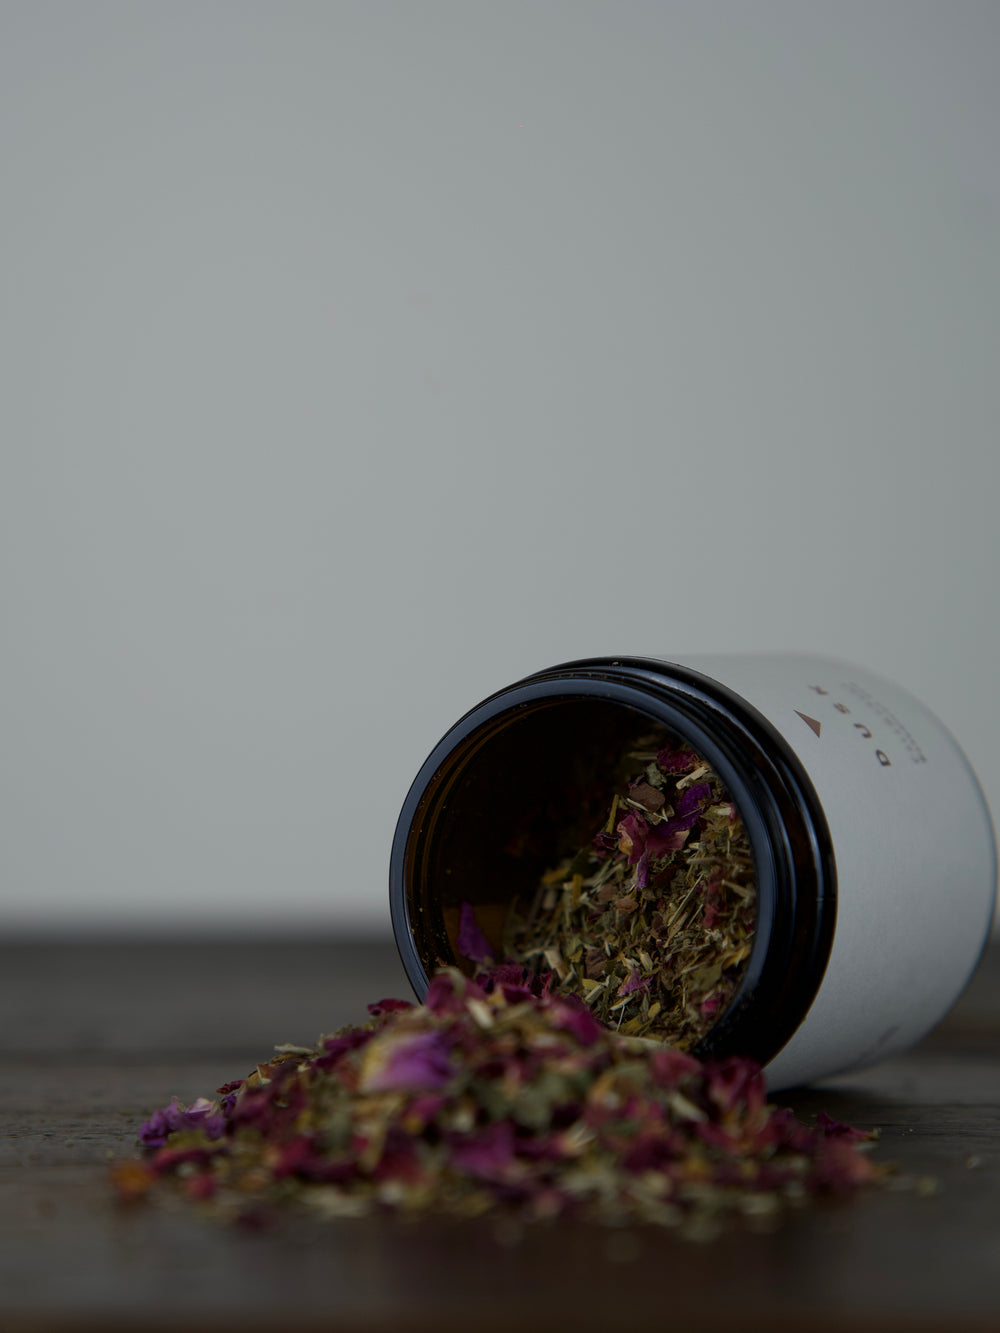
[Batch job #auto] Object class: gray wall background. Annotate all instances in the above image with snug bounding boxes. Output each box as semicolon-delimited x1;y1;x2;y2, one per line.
1;2;997;934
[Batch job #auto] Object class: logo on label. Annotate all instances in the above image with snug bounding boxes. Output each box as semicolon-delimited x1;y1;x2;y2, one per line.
799;683;927;768
794;711;822;738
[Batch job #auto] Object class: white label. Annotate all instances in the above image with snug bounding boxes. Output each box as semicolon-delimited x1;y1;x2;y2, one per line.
674;653;997;1089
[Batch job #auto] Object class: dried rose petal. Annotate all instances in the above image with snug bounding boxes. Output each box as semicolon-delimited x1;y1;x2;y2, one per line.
401;1093;447;1131
634;850;651;890
449;1121;516;1179
650;1048;702;1087
655;746;699;773
616;812;648;866
138;1096;226;1146
705;1057;766;1116
457;901;494;964
314;1028;373;1071
616;970;649;999
425;969;489;1016
810;1137;880;1191
548;996;603;1046
138;1098;185;1147
122;959;884;1234
644;823;690;857
676;783;711;818
359;1029;454;1093
816;1110;873;1141
622;1131;681;1174
367;997;415;1018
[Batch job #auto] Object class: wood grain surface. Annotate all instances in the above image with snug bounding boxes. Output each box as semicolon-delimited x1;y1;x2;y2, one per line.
2;937;998;1332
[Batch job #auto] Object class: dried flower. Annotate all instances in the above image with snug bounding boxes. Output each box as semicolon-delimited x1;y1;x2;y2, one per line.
138;1096;226;1147
502;728;756;1048
359;1028;454;1093
457;901;494;965
115;965;884;1234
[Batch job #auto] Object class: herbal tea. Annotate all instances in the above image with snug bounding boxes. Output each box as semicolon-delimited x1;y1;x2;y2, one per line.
499;730;757;1048
115;964;883;1233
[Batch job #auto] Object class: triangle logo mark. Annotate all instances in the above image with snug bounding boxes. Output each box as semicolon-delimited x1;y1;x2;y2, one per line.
795;711;822;738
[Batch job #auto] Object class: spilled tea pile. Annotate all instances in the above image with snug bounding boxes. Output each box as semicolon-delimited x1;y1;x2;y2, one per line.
502;734;756;1048
113;730;887;1234
114;964;882;1233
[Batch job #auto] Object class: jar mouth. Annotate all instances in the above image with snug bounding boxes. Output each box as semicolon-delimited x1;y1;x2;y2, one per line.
390;658;836;1068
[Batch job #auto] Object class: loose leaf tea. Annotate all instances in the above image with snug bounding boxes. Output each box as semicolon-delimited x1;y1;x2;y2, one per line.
113;965;882;1234
501;731;756;1048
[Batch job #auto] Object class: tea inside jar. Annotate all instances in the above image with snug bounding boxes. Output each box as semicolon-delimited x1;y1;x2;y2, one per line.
499;728;757;1048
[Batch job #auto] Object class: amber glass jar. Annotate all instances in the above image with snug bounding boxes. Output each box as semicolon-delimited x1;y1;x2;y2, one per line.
390;654;996;1089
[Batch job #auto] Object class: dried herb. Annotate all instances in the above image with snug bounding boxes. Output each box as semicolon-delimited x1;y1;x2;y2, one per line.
501;731;756;1047
113;965;882;1235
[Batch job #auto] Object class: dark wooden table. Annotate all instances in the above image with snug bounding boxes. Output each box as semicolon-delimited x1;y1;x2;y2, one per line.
2;936;998;1332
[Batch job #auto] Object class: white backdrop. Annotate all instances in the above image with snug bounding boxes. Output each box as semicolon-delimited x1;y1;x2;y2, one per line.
1;2;997;933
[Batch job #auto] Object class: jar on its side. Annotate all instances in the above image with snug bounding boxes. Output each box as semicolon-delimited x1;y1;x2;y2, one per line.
389;654;997;1090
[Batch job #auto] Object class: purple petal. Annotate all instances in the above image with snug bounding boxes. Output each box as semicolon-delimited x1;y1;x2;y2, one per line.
645;824;690;857
655;746;698;774
650;1048;702;1088
549;996;603;1046
313;1028;373;1072
645;790;708;853
449;1120;515;1179
676;783;711;818
477;961;538;1005
762;1106;819;1154
634;850;650;889
138;1097;184;1147
816;1110;872;1141
696;1122;740;1153
810;1137;879;1190
401;1093;446;1129
705;1057;766;1114
616;970;649;998
457;901;494;965
139;1096;226;1146
361;1030;454;1093
228;1087;278;1132
183;1099;228;1140
425;970;488;1016
371;1131;421;1184
616;812;648;866
275;1136;357;1184
622;1132;679;1174
367;996;415;1018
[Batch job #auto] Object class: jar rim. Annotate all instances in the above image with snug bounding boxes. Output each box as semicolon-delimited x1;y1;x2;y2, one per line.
389;656;837;1068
